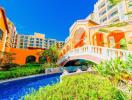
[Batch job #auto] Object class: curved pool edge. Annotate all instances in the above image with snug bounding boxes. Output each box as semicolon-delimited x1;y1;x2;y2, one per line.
0;72;62;84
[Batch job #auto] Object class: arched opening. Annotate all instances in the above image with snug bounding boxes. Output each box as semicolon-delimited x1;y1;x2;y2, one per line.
59;53;63;59
73;28;86;48
92;32;104;46
66;45;70;52
39;56;47;64
26;55;36;64
64;59;96;71
108;30;126;49
63;49;66;55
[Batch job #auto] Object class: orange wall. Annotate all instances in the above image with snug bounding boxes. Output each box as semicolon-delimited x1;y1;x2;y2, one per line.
108;31;125;49
0;9;7;33
74;32;85;48
0;8;8;52
92;32;104;47
9;48;44;65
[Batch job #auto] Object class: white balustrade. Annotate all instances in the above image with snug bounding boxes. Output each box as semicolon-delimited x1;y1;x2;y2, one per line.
57;45;132;65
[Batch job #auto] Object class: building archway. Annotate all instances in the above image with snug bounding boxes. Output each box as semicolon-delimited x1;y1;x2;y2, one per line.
26;55;36;63
92;32;104;46
107;30;125;49
73;28;86;48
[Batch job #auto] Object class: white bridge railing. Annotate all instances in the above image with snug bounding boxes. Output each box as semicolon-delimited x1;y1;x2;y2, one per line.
57;45;132;65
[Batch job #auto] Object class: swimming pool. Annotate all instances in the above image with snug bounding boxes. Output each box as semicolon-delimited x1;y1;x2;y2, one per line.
0;73;61;100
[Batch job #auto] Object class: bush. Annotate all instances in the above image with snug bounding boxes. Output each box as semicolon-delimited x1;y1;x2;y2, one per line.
42;63;58;68
94;55;132;85
21;63;42;68
25;73;126;100
0;65;45;80
1;63;20;71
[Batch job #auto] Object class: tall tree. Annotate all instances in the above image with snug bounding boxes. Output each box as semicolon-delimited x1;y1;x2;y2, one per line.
42;44;59;63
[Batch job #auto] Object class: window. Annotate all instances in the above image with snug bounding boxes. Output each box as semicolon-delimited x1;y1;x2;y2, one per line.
36;41;39;43
30;41;34;43
40;42;42;44
107;5;113;10
25;36;28;39
0;29;3;40
36;38;39;41
108;10;118;19
30;44;34;46
36;44;39;46
20;36;24;38
30;38;34;41
24;40;28;42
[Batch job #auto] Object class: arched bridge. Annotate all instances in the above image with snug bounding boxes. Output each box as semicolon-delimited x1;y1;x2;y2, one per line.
57;45;132;66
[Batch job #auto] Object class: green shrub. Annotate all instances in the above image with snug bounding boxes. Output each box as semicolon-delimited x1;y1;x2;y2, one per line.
25;73;126;100
0;63;20;71
42;63;58;68
94;55;132;85
108;22;128;27
98;28;110;33
0;65;45;80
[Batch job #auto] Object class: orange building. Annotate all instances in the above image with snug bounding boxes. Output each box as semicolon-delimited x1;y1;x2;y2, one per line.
9;48;43;65
0;8;9;53
0;7;45;65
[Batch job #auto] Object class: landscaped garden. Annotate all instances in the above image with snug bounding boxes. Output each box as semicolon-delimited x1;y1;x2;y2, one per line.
0;45;59;80
25;73;126;100
25;55;132;100
0;44;131;99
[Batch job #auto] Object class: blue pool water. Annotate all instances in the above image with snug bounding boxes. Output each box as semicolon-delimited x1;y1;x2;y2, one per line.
0;73;61;100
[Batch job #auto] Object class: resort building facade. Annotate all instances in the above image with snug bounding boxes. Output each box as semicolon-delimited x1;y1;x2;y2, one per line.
59;0;132;58
0;7;65;64
59;20;132;59
87;0;132;24
15;33;65;49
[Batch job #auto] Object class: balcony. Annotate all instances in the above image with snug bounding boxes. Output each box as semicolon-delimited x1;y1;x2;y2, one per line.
108;10;118;19
100;17;107;23
98;2;106;10
99;10;107;17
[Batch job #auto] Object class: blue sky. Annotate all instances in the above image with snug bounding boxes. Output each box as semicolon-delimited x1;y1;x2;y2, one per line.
0;0;97;41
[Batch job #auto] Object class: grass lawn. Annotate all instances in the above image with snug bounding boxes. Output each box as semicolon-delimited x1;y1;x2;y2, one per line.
25;73;127;100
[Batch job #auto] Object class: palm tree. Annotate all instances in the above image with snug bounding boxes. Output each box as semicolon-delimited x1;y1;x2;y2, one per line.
42;44;59;63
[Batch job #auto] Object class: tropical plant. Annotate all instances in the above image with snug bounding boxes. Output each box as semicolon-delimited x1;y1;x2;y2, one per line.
120;38;127;50
0;52;16;70
99;28;110;33
0;52;16;65
108;0;121;5
42;44;59;63
25;73;126;100
108;22;128;27
41;62;58;68
94;55;132;86
39;56;47;64
126;11;132;15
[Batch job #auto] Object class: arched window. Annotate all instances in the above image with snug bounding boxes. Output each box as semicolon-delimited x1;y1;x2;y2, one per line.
26;55;36;64
0;29;3;40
